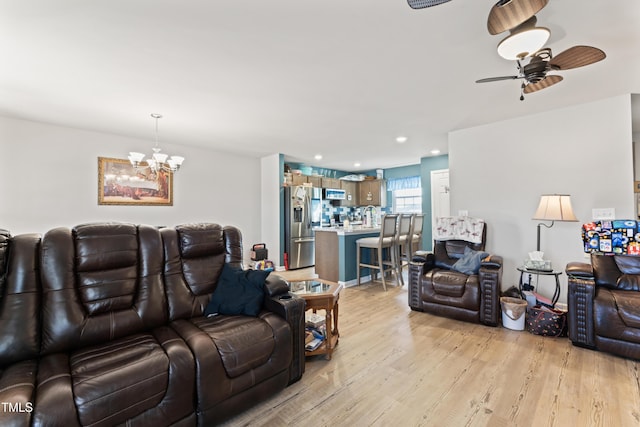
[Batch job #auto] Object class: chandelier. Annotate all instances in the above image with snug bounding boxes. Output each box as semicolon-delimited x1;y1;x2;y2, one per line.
128;114;185;173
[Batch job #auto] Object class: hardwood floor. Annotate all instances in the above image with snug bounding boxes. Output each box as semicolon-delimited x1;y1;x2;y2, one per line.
223;274;640;426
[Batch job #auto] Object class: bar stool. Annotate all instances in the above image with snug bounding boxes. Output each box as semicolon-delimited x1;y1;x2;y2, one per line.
394;214;414;287
410;214;424;257
356;214;398;291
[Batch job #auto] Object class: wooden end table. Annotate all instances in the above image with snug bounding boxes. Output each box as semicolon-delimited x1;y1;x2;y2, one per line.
290;279;343;360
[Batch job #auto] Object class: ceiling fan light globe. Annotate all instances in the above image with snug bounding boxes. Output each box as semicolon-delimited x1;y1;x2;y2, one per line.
497;27;550;60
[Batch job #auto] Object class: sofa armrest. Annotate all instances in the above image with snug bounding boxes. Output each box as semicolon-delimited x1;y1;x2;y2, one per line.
265;273;290;297
478;255;503;327
411;251;434;270
566;261;594;279
481;254;503;269
566;263;596;348
33;354;80;427
408;251;433;311
263;290;306;384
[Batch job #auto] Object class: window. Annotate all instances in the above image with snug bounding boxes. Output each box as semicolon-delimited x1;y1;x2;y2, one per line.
393;188;422;214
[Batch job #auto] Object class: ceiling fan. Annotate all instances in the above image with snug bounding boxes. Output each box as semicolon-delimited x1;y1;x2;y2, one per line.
407;0;545;17
479;0;606;100
487;0;549;35
407;0;451;9
476;45;606;100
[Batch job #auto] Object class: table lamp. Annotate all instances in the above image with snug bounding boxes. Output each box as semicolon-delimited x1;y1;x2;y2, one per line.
532;194;578;251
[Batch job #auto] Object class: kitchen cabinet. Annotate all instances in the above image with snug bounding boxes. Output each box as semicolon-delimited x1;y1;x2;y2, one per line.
359;179;386;207
291;174;307;186
321;177;341;189
340;181;358;207
307;175;322;187
291;174;322;187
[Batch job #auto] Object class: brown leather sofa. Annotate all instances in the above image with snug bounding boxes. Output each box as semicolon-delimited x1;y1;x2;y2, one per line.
566;254;640;360
0;229;41;427
0;223;305;426
408;225;502;326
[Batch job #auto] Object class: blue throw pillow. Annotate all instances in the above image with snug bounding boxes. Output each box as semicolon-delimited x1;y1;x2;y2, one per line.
451;246;489;275
204;264;270;317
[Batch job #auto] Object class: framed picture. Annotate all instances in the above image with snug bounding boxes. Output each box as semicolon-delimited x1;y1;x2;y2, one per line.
98;157;173;206
635;181;640;193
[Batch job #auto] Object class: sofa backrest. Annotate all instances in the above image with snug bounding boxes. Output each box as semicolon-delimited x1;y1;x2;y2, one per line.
0;231;42;366
591;253;640;291
39;223;167;355
433;225;486;270
161;223;243;320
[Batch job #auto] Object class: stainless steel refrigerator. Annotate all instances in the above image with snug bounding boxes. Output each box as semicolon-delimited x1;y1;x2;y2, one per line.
284;186;319;269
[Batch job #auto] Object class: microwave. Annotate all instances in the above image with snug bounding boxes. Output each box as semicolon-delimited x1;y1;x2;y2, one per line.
324;188;346;200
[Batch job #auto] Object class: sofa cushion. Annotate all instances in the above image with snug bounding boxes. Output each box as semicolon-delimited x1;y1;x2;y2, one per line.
205;265;269;317
191;315;276;378
616;274;640;291
431;270;469;298
594;288;640;344
614;291;640;329
451;246;489;275
70;333;169;427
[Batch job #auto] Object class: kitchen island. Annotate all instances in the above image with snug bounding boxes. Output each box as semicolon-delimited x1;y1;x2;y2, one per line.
314;226;380;285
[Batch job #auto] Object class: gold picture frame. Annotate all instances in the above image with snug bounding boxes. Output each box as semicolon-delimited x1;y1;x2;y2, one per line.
98;157;173;206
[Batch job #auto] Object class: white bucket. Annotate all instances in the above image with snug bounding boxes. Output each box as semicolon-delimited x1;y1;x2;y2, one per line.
502;308;525;330
500;296;527;331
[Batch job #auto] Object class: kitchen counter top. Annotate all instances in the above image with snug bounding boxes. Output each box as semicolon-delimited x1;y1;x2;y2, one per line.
314;226;381;236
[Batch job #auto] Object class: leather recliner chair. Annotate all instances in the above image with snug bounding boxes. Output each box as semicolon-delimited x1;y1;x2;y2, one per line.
34;223;197;426
409;224;503;326
161;223;305;425
566;254;640;360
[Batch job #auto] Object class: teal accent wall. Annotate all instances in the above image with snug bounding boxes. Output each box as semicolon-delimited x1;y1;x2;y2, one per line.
284;162;352;179
340;232;379;282
382;164;422;213
384;164;422;179
279;154;285;265
420;155;449;251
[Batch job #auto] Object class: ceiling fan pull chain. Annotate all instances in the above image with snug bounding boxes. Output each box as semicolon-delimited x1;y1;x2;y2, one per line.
520;82;525;101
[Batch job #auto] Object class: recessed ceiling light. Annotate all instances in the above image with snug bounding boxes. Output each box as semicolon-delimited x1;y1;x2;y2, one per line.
354;162;361;168
314;154;323;160
396;136;408;143
430;149;441;155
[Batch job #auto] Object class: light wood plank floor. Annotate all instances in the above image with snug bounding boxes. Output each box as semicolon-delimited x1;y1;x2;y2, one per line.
223;273;640;426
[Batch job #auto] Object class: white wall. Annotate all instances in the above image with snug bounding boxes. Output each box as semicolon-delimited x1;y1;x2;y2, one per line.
260;153;282;266
449;95;634;301
0;116;263;264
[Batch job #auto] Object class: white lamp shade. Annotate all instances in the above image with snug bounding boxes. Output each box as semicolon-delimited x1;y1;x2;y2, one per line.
128;152;145;164
170;156;185;165
497;27;550;60
153;152;169;163
532;194;578;222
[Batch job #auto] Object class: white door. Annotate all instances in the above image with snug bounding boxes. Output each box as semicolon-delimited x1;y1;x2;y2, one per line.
431;169;450;235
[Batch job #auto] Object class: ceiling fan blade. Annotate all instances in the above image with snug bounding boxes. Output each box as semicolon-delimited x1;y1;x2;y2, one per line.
476;75;520;83
523;75;563;93
487;0;549;35
407;0;451;9
549;45;606;70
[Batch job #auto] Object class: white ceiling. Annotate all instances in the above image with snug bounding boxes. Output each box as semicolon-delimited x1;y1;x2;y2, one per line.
1;1;639;172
